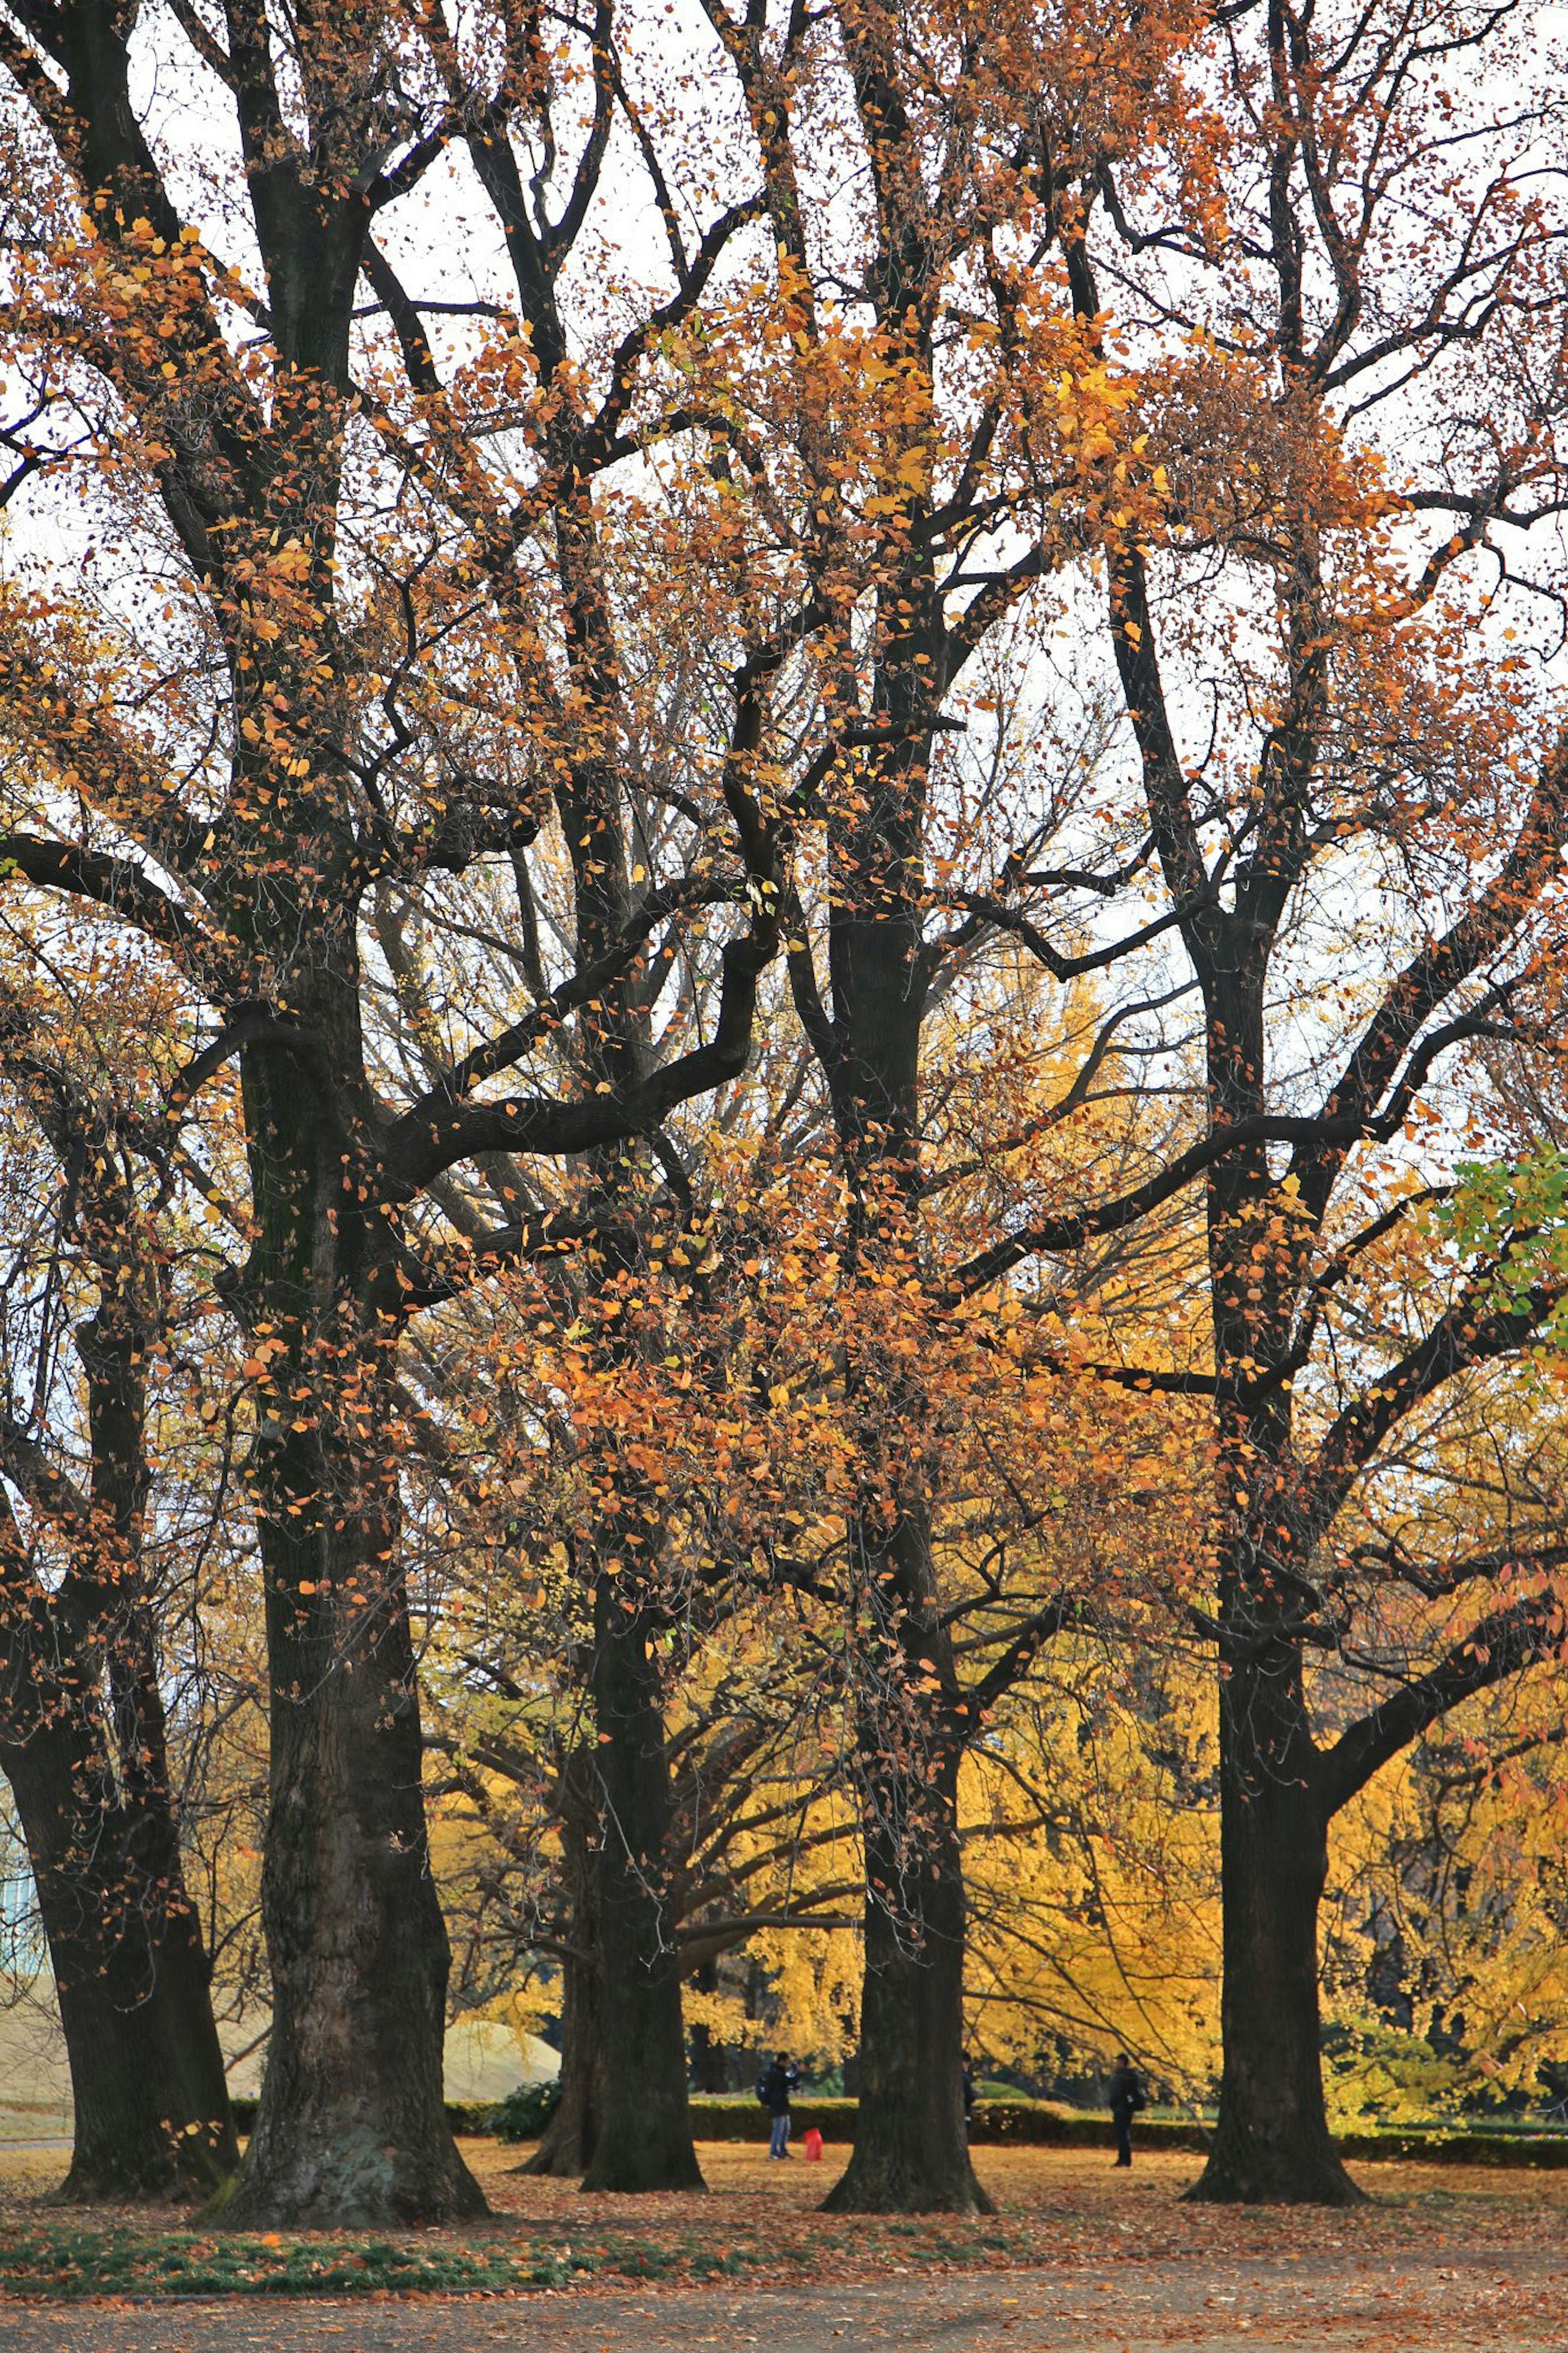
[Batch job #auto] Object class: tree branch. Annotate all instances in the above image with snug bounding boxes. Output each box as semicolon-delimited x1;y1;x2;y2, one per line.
1317;1590;1565;1817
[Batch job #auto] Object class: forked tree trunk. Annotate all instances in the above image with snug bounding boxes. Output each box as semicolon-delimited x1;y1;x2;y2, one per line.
1187;1657;1362;2205
4;1713;237;2200
220;1047;486;2228
579;1579;703;2192
824;1747;991;2215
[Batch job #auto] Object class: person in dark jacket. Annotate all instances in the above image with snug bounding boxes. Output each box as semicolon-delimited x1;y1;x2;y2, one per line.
760;2052;801;2158
1107;2052;1145;2168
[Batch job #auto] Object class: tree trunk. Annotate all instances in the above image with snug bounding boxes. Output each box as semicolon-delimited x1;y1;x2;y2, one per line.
522;1951;604;2178
824;1748;991;2215
521;1798;604;2178
224;1653;484;2225
220;1485;485;2225
220;1043;486;2228
1187;1661;1362;2205
0;1288;237;2203
688;1971;730;2093
4;1716;237;2201
579;1579;703;2192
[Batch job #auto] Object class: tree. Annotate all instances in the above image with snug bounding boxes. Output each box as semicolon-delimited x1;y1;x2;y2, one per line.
0;0;788;2222
6;0;1559;2226
695;0;1243;2210
960;1627;1221;2101
353;562;831;2192
0;968;238;2198
1324;1636;1568;2125
1012;0;1568;2199
410;1115;869;2184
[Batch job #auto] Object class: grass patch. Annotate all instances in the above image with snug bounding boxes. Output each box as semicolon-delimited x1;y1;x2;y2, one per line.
0;2223;725;2299
0;2210;1033;2301
0;2226;530;2299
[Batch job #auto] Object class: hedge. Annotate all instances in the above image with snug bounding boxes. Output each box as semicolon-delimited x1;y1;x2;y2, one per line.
226;2097;503;2140
684;2097;1212;2150
221;2092;1568;2166
641;2098;1568;2164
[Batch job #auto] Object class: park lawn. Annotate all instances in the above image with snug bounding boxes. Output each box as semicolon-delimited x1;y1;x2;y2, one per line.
2;2138;1568;2299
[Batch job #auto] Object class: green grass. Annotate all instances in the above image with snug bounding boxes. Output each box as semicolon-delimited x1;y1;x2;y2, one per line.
0;2226;526;2298
0;2224;717;2299
0;2214;1030;2300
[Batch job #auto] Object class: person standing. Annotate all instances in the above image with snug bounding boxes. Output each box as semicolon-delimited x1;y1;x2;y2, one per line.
1107;2052;1146;2168
760;2052;801;2158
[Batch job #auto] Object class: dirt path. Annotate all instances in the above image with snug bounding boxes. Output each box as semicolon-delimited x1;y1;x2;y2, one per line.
7;2241;1568;2353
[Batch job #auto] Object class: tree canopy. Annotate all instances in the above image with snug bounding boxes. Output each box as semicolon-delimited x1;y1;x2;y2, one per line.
0;0;1564;2222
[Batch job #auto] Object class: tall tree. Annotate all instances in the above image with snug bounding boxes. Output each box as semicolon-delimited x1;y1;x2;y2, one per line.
0;0;786;2221
704;0;1229;2211
1009;0;1568;2199
407;1103;869;2188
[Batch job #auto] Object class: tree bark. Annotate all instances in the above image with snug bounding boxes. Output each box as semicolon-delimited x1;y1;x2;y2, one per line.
1186;1653;1363;2205
522;1950;604;2179
1173;891;1364;2203
219;1037;486;2228
521;1785;604;2178
3;1710;237;2201
579;1579;703;2193
688;1966;730;2093
824;1747;992;2215
224;1615;482;2226
0;1178;237;2202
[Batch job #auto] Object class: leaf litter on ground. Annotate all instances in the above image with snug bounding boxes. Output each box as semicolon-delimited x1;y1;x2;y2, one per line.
1;2140;1567;2304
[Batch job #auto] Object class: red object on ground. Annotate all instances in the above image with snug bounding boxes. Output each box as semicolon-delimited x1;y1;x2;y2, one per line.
802;2127;824;2161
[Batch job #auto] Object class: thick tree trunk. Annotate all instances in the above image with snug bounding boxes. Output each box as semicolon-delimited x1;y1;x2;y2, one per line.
224;1625;483;2226
579;1580;703;2193
4;1717;237;2201
220;1044;485;2228
824;1749;991;2215
1187;1662;1362;2205
220;1481;485;2225
0;1284;237;2201
1186;942;1362;2207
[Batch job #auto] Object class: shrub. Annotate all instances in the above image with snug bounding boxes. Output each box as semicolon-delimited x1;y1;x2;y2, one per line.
492;2081;563;2144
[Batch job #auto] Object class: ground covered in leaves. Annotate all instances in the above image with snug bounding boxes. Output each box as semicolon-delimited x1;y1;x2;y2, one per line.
0;2137;1565;2346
